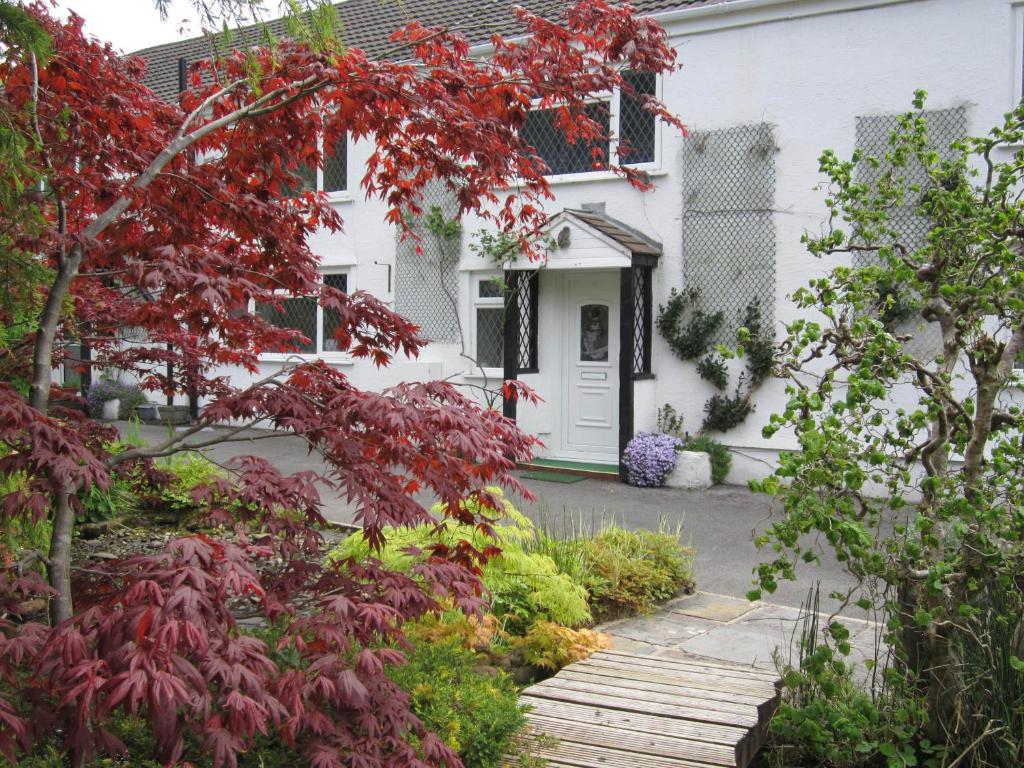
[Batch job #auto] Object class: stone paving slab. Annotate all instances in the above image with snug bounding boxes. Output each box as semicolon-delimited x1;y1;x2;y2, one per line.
600;591;881;676
666;592;757;622
601;612;721;646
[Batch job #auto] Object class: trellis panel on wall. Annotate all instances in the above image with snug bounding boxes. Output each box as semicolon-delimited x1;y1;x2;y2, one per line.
393;181;462;342
680;123;777;343
854;106;967;362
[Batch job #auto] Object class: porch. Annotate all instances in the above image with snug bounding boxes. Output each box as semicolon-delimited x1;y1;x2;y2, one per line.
500;205;660;481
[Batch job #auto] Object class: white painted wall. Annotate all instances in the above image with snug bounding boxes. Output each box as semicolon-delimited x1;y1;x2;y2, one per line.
214;0;1024;483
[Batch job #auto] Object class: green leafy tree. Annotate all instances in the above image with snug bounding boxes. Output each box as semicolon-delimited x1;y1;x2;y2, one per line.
752;92;1024;759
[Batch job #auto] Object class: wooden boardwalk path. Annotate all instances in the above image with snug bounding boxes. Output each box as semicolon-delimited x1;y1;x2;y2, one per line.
506;649;782;768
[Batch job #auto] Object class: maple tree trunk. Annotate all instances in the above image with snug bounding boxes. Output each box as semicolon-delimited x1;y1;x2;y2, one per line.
47;486;76;624
30;248;83;623
29;247;82;413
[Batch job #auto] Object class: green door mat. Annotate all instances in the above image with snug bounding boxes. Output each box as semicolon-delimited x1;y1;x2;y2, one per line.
520;470;587;484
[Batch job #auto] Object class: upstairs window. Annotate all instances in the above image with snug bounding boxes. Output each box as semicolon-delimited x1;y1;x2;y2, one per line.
519;72;657;176
286;136;347;195
256;272;349;356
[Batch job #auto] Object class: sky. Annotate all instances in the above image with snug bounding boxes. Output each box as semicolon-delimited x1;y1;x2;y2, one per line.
54;0;206;53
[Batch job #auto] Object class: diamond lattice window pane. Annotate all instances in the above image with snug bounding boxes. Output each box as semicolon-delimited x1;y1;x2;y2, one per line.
619;71;656;166
515;273;538;370
281;162;317;198
633;268;650;374
256;297;317;354
323;137;347;193
322;273;348;352
520;102;610;175
476;307;504;369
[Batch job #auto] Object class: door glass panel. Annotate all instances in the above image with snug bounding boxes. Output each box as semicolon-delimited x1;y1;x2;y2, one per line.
580;304;609;362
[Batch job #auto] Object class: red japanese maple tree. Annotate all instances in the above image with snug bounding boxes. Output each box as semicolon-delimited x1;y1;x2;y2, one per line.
0;2;681;765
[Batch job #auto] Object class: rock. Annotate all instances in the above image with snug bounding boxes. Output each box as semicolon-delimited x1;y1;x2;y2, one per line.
78;522;112;540
665;450;713;490
93;551;118;560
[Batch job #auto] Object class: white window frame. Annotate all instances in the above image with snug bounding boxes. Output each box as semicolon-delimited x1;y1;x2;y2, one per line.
522;74;663;184
255;268;353;363
317;134;351;202
469;271;505;376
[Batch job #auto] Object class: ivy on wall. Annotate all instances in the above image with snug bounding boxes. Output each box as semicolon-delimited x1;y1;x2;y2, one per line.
656;287;772;433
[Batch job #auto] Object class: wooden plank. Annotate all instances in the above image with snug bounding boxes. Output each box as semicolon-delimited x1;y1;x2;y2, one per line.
524;681;761;729
585;659;774;696
558;666;767;706
582;656;780;696
532;676;759;717
524;714;739;766
516;734;725;768
519;696;750;747
596;650;781;685
557;668;778;721
566;662;773;701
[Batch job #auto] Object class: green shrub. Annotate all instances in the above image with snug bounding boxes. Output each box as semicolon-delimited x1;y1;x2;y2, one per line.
154;451;228;521
582;524;694;621
0;470;51;569
683;435;731;484
513;620;610;672
329;491;592;632
78;476;140;523
765;588;931;768
390;638;526;768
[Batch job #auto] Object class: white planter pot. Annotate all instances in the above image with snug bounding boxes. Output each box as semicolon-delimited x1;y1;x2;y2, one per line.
665;450;713;489
100;398;121;421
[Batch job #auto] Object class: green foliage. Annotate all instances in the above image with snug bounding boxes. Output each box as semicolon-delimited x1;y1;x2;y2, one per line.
0;471;51;569
702;386;753;434
330;492;592;632
470;229;522;267
155;451;228;520
682;435;731;484
696;354;728;390
512;620;610;672
78;476;140;523
582;524;694;621
656;287;722;360
753;93;1024;759
766;587;930;768
656;403;686;437
657;290;773;434
389;638;526;768
423;205;462;241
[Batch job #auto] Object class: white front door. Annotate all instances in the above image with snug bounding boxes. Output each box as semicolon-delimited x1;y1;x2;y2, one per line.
562;272;619;461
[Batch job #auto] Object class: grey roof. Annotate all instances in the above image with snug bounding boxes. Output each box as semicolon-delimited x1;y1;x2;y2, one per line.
565;207;662;256
130;0;733;102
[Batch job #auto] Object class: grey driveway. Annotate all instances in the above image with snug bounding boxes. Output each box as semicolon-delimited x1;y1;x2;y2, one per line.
129;423;859;613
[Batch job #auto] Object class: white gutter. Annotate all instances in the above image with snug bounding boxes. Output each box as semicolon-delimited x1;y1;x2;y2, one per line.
466;0;922;56
647;0;923;37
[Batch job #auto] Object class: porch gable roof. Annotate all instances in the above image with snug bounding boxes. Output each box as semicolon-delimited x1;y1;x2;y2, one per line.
507;207;662;270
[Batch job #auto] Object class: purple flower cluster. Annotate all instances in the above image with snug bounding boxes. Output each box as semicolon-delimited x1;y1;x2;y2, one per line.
622;432;684;487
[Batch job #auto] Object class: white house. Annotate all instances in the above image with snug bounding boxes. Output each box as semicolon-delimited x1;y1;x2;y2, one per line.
131;0;1024;484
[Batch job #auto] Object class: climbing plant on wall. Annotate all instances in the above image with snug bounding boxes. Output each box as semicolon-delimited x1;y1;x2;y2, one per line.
656;287;773;433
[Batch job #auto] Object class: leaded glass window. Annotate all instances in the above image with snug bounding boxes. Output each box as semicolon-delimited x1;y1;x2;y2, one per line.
256;270;349;356
632;266;652;376
472;273;538;372
519;72;657;176
619;71;656;166
520;103;611;176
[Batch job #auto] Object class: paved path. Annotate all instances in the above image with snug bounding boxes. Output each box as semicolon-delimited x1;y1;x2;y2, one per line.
599;591;880;676
129;424;860;613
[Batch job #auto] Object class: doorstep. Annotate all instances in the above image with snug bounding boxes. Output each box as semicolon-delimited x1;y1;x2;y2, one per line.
516;457;620;481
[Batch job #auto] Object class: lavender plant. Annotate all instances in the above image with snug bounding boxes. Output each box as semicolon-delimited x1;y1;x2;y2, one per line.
622;432;683;487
